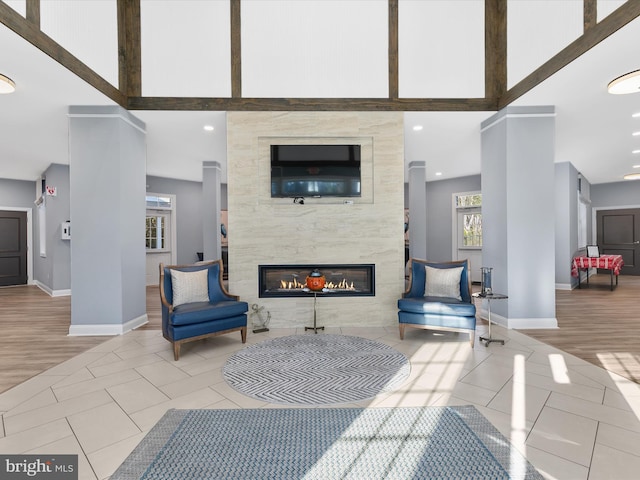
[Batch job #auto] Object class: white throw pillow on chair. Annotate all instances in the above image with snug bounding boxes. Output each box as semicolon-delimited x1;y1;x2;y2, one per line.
171;268;210;307
424;265;463;300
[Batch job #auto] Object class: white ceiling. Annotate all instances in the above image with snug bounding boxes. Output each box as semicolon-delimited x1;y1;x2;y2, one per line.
1;7;640;186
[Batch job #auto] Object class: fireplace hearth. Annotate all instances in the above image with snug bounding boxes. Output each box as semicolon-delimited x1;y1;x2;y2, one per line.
259;264;375;298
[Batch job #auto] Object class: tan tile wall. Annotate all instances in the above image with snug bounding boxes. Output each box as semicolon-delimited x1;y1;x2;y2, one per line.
227;112;405;328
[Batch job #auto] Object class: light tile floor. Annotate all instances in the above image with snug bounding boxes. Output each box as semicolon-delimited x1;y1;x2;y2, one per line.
1;324;640;480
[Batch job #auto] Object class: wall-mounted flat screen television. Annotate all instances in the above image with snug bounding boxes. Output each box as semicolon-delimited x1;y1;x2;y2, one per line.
271;144;361;198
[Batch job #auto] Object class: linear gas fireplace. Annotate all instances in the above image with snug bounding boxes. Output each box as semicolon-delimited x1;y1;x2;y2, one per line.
259;264;375;298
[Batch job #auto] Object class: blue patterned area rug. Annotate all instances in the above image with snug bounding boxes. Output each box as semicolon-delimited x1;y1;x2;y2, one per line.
222;334;411;405
112;406;543;480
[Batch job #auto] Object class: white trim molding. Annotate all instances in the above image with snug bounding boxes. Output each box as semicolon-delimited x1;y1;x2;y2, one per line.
68;314;148;336
508;317;558;329
35;280;71;297
479;310;558;329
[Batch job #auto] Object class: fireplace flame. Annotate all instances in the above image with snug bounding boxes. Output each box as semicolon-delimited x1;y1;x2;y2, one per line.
278;277;355;291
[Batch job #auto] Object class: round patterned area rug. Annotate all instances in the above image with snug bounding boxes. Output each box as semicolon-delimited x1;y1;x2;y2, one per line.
223;334;411;405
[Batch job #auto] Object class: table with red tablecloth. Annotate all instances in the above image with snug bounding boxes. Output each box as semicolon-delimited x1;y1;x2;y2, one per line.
571;254;624;290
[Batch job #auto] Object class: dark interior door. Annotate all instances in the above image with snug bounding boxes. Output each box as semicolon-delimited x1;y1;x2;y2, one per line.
596;208;640;275
0;210;28;286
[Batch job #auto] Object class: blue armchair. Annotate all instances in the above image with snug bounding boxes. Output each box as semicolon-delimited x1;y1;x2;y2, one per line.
398;258;476;347
160;260;248;360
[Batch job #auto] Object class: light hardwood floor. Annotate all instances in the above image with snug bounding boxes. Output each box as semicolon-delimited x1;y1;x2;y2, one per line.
0;275;638;394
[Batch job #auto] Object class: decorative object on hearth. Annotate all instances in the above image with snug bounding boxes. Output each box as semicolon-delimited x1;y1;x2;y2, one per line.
481;266;493;295
111;406;544;480
249;303;270;333
305;268;326;291
223;334;410;405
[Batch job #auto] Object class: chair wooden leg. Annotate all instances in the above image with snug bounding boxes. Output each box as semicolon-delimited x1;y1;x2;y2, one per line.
240;327;247;343
469;332;475;348
173;343;180;361
399;324;405;340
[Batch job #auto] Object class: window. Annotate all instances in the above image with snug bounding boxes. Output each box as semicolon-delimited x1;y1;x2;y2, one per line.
456;193;482;248
145;195;172;209
146;215;166;250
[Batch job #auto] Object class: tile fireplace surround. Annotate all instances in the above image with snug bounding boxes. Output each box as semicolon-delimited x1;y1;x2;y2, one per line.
227;111;405;328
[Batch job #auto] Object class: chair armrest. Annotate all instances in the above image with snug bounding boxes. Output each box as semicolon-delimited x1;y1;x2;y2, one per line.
158;265;174;313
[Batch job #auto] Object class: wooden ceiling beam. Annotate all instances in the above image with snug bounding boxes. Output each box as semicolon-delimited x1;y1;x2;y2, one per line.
485;0;506;101
230;0;242;98
499;0;640;108
0;1;125;106
584;0;597;32
126;96;496;112
25;0;40;29
117;0;141;97
388;0;399;100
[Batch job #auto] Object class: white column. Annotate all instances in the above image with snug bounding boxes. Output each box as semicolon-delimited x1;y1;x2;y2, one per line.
481;106;557;329
68;106;147;335
203;161;222;261
408;161;427;260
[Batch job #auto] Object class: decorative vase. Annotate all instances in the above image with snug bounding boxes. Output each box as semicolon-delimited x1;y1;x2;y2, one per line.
481;267;493;295
306;269;326;291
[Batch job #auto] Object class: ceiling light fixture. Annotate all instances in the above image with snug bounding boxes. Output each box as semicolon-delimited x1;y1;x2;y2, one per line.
608;69;640;94
435;172;442;176
623;173;640;180
633;112;640;118
633;150;640;154
412;125;423;131
203;125;214;131
0;74;16;94
633;165;640;169
633;131;640;136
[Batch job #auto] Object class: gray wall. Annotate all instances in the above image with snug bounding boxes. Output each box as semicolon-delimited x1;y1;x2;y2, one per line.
33;164;71;291
591;180;640;208
0;178;35;207
554;162;582;287
425;175;481;262
146;175;211;264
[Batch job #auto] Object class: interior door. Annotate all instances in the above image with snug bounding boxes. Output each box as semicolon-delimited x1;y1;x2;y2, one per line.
145;210;172;285
596;208;640;275
0;210;28;286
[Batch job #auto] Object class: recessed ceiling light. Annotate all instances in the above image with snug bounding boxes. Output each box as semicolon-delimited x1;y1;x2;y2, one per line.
203;125;214;132
412;125;423;131
435;172;442;176
633;112;640;118
608;69;640;94
633;165;640;169
623;172;640;180
633;131;640;136
0;74;16;94
633;150;640;154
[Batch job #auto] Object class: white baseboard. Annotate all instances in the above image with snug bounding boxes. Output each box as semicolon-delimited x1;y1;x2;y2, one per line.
478;309;558;329
509;317;558;329
68;314;148;336
555;283;572;291
35;280;71;297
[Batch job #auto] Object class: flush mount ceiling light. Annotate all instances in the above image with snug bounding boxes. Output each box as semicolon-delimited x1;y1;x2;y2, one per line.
623;172;640;180
608;69;640;94
412;125;423;131
0;74;16;94
203;125;214;132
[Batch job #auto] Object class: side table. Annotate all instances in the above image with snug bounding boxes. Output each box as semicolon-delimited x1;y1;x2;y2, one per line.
472;292;507;347
304;288;325;333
